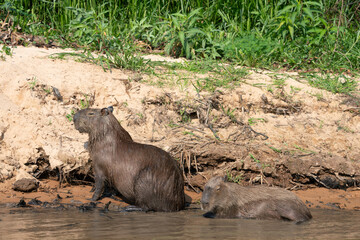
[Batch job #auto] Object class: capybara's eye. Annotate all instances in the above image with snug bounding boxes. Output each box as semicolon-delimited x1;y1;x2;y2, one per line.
88;112;95;116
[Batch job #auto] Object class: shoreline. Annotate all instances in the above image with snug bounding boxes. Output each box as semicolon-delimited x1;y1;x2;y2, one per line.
1;179;359;211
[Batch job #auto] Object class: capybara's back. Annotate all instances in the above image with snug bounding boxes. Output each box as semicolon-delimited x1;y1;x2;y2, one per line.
131;144;185;211
201;176;312;222
73;107;185;212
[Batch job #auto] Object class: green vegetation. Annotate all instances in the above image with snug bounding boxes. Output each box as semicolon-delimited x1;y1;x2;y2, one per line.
148;60;248;92
273;78;286;88
226;171;243;184
304;73;357;94
269;146;282;153
179;108;191;123
294;144;316;154
1;0;359;87
249;153;260;163
220;104;237;122
65;94;91;121
0;43;12;60
308;91;324;101
28;77;37;90
136;113;144;119
42;87;52;94
248;117;265;125
183;131;195;136
66;109;76;122
336;121;354;133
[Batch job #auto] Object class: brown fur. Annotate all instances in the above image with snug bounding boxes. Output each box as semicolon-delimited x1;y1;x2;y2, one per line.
201;176;312;222
73;107;185;212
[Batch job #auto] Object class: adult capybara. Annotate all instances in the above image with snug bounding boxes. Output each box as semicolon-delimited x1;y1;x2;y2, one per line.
201;176;312;223
73;106;185;212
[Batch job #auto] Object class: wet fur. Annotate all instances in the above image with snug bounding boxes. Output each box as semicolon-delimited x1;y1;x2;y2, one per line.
201;176;312;223
73;107;185;212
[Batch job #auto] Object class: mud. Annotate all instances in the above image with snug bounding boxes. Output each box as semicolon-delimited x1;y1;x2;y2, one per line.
0;46;359;211
0;180;359;211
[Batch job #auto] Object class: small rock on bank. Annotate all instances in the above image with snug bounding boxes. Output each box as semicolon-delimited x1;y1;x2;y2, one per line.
13;178;39;192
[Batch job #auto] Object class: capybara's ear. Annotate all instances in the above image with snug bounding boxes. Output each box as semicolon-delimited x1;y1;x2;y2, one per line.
107;106;114;113
101;108;110;116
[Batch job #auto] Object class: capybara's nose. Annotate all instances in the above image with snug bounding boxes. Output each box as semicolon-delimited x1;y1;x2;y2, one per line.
200;202;208;210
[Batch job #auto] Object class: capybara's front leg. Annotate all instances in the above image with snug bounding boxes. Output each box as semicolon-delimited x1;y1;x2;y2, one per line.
91;172;105;201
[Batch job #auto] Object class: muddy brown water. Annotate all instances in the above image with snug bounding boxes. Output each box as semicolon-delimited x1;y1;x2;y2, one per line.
0;206;359;240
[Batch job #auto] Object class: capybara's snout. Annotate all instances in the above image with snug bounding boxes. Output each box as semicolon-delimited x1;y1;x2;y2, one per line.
73;112;80;123
200;202;209;210
73;112;81;129
73;111;87;133
200;195;210;210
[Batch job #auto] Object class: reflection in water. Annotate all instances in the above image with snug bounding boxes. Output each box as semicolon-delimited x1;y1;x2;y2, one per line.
0;207;359;240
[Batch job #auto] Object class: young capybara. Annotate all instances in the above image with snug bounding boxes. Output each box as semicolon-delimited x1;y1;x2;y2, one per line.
201;176;312;223
73;106;185;212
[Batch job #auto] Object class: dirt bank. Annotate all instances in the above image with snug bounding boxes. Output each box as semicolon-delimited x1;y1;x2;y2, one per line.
0;46;359;210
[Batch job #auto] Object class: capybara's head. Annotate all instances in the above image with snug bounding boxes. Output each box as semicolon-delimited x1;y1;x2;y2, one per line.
73;106;114;134
201;175;228;211
73;106;133;144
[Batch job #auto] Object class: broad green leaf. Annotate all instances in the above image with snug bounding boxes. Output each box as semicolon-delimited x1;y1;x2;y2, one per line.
185;42;191;59
189;17;199;28
139;17;147;25
319;18;328;27
288;25;294;39
171;16;180;29
188;8;202;19
164;38;176;55
217;10;227;21
71;24;89;29
278;5;296;15
179;31;185;46
304;1;323;8
318;29;326;41
247;17;251;32
173;12;184;18
186;28;205;37
276;21;285;31
308;28;325;33
303;7;314;20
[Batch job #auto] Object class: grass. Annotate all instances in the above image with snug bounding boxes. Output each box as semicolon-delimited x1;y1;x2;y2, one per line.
220;104;237;123
42;87;52;94
0;44;12;60
304;73;357;94
183;131;195;136
66;109;76;122
28;77;37;90
308;91;325;101
179;108;191;123
149;59;249;92
65;94;91;121
273;78;286;89
248;118;265;126
290;86;301;94
226;171;243;184
293;144;316;154
249;153;260;163
336;121;354;133
136;113;144;119
269;146;282;153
